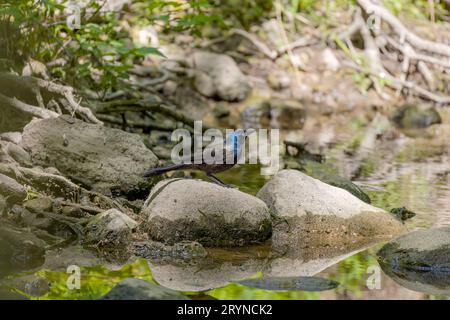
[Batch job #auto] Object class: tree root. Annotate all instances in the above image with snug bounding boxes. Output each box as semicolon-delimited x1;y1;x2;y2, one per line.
336;2;450;105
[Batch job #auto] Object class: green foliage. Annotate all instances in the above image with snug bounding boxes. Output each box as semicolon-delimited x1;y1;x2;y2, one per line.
209;0;273;29
23;258;155;300
134;0;224;36
0;0;215;93
384;0;449;21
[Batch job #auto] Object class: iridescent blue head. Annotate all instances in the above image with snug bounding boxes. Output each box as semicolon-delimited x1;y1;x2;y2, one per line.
226;129;255;158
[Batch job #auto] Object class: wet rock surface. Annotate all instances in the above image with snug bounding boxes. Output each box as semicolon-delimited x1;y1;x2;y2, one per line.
142;179;272;247
257;170;403;249
20;116;159;197
101;278;189;300
378;227;450;295
133;240;208;260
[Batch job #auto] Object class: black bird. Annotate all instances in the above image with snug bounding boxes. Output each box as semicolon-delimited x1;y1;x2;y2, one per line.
143;129;254;187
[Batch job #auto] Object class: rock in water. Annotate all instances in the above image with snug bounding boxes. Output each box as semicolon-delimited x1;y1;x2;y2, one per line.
0;225;46;276
141;179;272;247
378;227;450;295
391;103;441;129
84;209;138;249
101;278;189;300
189;51;251;102
20;116;159;197
256;170;403;249
0;173;27;214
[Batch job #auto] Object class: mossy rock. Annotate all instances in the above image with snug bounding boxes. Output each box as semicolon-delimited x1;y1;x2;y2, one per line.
391;103;442;129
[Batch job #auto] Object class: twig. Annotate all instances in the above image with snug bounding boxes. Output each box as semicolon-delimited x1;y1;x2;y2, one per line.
93;98;211;130
230;28;278;60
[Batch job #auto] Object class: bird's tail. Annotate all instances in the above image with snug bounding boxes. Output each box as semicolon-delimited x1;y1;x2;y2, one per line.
143;163;188;177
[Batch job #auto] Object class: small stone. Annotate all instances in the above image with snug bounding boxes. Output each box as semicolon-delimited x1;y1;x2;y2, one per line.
267;73;291;90
23;197;53;213
84;209;138;248
213;103;231;118
391;103;442;129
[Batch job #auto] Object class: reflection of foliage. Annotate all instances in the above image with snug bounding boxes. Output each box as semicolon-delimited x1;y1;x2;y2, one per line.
208;283;320;300
27;259;155;300
326;249;380;299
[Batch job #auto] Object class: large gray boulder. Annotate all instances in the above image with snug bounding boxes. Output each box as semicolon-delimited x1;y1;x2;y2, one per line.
189;51;251;102
101;278;189;300
20;116;159;197
378;227;450;295
141;179;272;247
257;170;403;249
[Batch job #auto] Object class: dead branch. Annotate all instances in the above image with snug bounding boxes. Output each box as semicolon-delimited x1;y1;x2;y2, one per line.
230;28;278;60
34;78;102;124
92;98;211;130
358;0;450;57
0;92;59;119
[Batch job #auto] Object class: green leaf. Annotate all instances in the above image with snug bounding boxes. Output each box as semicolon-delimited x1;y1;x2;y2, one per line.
137;47;165;57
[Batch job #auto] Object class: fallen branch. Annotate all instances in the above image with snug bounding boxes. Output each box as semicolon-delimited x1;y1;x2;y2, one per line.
358;0;450;57
230;28;278;60
34;78;102;124
0;92;59;119
93;98;210;130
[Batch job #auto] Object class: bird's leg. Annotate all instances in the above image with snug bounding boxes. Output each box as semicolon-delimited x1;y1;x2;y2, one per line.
206;174;236;188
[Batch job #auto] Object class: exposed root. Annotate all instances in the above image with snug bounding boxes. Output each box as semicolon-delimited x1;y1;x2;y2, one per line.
337;2;450;105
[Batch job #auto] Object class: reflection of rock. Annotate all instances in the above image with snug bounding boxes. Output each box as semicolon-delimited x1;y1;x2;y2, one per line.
148;256;265;292
20;116;159;197
101;278;189;300
266;240;377;277
189;51;251;102
148;239;379;292
0;224;46;276
142;179;272;246
42;245;104;271
84;209;137;249
241;99;306;129
378;227;450;295
391;103;441;129
257;170;403;250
